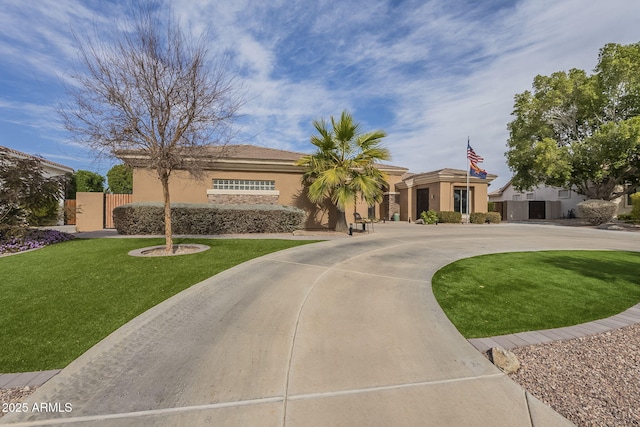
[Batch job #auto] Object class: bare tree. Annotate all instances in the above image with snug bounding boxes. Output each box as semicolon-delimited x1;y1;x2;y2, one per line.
61;3;243;252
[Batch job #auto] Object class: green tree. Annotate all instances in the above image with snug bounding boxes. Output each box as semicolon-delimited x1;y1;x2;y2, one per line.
107;164;133;194
296;110;390;232
506;42;640;200
75;170;105;193
0;150;64;228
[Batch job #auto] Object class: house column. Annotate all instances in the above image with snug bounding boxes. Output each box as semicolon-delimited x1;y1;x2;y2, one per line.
382;192;400;221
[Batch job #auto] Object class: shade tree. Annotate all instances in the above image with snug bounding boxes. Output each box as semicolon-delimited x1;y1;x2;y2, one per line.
506;42;640;200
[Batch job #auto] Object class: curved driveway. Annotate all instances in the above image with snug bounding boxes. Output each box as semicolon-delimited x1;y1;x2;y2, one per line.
3;223;638;426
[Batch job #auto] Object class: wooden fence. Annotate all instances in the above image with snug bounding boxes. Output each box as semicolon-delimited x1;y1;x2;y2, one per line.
104;194;133;228
64;200;76;225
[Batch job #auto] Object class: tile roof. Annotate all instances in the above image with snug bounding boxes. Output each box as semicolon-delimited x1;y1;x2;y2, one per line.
205;144;307;161
403;167;497;182
0;146;74;172
117;144;409;172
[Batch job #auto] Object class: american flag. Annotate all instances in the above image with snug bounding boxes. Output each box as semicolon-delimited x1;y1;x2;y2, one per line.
467;140;484;163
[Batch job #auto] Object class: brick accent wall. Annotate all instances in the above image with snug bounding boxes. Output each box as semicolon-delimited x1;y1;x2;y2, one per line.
207;193;279;205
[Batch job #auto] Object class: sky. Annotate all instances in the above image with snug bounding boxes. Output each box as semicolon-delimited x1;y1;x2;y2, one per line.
1;0;640;190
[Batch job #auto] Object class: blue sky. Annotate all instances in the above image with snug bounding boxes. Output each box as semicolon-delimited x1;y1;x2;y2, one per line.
1;0;640;189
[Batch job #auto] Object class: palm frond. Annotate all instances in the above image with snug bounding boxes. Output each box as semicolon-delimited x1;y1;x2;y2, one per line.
299;109;390;214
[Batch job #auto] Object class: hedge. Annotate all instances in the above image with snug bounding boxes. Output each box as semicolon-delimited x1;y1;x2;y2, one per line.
469;212;487;224
113;202;307;235
437;211;462;223
486;212;501;223
577;199;617;225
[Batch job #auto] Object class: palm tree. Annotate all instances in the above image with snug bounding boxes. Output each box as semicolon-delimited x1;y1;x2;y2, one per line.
296;110;391;232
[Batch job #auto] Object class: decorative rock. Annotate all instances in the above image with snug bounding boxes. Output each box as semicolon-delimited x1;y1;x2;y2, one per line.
415;219;424;224
489;347;520;373
597;224;624;230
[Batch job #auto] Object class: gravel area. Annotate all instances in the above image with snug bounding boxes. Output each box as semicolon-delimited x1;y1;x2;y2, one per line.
0;386;37;419
508;323;640;426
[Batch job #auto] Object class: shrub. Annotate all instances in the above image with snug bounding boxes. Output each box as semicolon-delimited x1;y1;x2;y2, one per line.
631;193;640;222
469;212;487;224
113;203;307;235
487;201;496;212
486;212;502;223
617;213;632;221
26;199;60;226
437;211;462;223
577;199;617;225
420;210;438;224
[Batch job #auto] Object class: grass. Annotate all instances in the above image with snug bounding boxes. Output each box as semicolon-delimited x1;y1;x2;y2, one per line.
0;237;317;373
432;250;640;339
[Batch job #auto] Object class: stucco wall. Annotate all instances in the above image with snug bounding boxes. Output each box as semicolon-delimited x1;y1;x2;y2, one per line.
75;192;104;232
132;169;340;229
437;181;488;213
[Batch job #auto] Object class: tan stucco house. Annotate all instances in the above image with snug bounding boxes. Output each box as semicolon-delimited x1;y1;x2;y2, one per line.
117;144;495;229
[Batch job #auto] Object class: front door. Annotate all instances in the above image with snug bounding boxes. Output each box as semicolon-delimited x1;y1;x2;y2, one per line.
454;188;468;214
416;188;429;220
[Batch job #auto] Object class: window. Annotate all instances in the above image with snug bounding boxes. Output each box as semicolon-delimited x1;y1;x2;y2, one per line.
454;188;468;213
213;179;275;191
512;194;521;201
558;189;570;199
526;193;534;200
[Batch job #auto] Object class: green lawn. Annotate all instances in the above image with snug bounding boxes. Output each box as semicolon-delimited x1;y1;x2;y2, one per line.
432;250;640;338
0;238;317;373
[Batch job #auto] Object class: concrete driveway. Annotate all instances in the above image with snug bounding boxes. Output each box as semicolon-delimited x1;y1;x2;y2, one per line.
3;222;638;426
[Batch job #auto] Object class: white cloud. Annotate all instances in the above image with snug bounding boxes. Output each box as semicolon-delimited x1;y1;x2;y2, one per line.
1;0;639;183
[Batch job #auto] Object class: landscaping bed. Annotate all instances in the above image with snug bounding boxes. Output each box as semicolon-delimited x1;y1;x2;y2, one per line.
0;229;74;255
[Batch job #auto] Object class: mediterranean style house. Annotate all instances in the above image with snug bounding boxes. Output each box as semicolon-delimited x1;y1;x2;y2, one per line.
117;144;496;229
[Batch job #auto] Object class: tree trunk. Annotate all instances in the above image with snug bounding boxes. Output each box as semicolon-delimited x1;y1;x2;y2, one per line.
160;173;173;253
335;209;348;232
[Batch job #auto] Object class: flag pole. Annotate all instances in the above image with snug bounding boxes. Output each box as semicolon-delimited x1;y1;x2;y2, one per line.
466;137;470;224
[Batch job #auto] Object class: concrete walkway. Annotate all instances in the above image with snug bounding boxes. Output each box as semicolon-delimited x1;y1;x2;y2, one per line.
2;222;638;426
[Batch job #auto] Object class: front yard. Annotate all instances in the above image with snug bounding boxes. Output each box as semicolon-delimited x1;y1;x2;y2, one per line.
0;238;317;373
432;250;640;338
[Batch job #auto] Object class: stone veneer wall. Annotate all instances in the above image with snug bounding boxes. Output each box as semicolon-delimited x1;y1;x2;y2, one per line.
381;193;400;221
207;193;279;205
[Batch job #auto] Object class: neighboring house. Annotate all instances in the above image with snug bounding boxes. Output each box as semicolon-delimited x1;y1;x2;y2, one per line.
117;144;496;229
489;179;635;220
0;146;74;179
0;146;74;225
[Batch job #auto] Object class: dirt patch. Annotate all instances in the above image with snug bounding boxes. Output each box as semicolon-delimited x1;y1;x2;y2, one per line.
128;244;210;257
